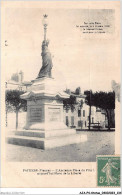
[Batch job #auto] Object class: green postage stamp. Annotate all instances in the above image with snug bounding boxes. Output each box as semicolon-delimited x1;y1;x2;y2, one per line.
97;156;120;187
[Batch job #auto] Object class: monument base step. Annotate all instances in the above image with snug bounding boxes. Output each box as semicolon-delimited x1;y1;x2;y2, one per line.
6;134;87;149
14;129;76;138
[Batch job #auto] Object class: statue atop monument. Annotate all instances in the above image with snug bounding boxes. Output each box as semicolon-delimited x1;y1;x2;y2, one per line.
38;39;53;78
37;15;53;78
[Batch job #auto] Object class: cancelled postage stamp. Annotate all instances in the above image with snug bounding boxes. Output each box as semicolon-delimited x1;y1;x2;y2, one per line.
97;156;120;187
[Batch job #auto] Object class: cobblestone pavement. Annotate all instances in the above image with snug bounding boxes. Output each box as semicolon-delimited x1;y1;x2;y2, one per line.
6;131;115;162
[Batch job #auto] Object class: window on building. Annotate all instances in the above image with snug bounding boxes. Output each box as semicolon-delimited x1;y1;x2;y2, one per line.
85;121;87;127
66;109;69;113
78;120;83;127
83;110;85;117
78;121;81;127
78;110;81;117
66;116;69;126
71;116;74;126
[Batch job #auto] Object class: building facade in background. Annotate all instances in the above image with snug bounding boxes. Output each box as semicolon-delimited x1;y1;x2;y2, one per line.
5;71;31;91
63;92;106;130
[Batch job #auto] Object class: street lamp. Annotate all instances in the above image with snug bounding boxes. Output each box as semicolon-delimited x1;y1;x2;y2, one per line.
42;14;48;41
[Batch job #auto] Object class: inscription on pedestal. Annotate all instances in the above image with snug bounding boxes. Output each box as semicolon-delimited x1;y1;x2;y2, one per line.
30;108;42;122
48;108;61;122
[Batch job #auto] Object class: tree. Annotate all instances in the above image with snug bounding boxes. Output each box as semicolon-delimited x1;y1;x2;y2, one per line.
84;90;115;130
84;90;94;130
5;101;13;127
5;90;27;129
92;91;115;130
63;95;77;112
63;87;83;112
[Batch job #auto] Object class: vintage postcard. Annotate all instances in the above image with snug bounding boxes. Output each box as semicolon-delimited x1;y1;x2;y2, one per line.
1;0;121;190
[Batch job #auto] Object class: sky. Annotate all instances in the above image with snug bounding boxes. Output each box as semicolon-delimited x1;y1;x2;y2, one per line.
3;8;120;93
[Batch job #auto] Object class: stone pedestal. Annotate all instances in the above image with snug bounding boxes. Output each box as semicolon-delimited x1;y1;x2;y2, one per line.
7;77;87;149
22;77;69;130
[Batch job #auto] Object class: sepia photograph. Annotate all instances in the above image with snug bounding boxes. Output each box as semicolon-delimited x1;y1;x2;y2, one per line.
1;1;120;189
4;8;118;162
